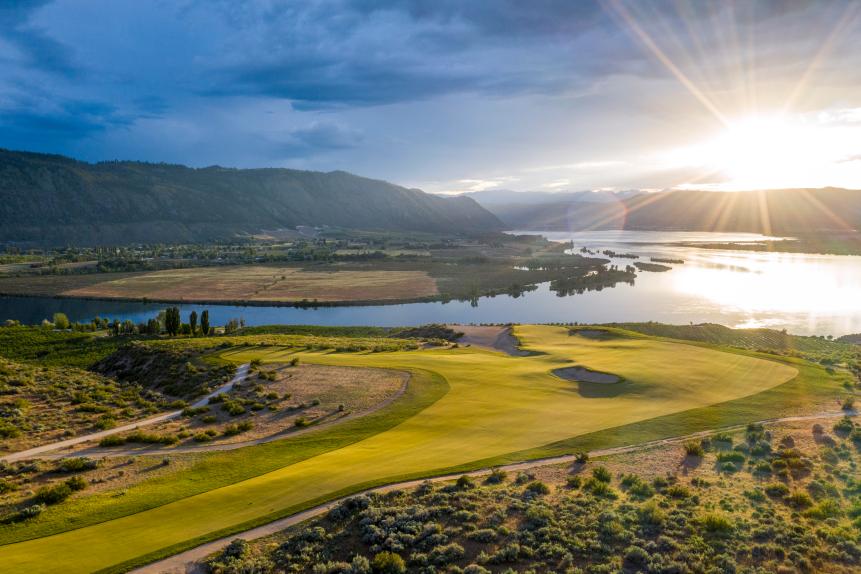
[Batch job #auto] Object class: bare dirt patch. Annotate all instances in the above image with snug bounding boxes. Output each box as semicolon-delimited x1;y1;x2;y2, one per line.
453;324;529;356
552;366;622;384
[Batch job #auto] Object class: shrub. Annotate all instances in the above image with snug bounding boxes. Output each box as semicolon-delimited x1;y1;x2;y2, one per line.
764;483;790;497
224;421;254;436
222;401;246;416
842;396;856;411
698;512;735;535
805;498;842;520
55;457;98;473
65;476;87;491
193;432;213;442
371;551;406;574
456;475;476;490
712;433;733;447
182;406;209;417
7;504;44;523
684;441;705;457
0;422;21;439
833;417;854;435
592;466;612;483
566;476;582;489
34;482;73;505
624;545;649;567
526;481;550;495
0;479;19;495
294;416;311;428
787;491;814;509
665;484;691;499
716;451;746;464
485;468;507;484
575;451;589;463
99;435;125;447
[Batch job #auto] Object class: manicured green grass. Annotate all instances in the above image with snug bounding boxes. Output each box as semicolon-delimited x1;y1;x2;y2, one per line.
0;325;843;574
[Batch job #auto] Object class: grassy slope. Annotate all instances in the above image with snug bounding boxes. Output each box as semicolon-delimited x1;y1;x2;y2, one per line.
0;327;123;369
0;326;840;573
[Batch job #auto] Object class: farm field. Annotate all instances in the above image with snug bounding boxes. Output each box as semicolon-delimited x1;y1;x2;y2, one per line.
0;325;848;573
60;266;439;303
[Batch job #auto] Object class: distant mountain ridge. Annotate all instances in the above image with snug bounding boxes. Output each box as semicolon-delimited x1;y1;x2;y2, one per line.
0;149;502;246
471;188;861;234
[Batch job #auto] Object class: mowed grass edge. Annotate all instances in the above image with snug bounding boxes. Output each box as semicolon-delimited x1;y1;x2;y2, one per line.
95;346;845;574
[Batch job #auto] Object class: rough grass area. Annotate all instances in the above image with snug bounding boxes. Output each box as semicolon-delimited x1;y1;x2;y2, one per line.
94;342;236;399
79;363;407;454
603;322;861;367
0;327;123;369
59;266;439;303
0;357;170;454
203;416;861;574
0;326;839;573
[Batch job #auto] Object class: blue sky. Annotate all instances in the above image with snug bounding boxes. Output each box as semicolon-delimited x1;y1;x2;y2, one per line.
2;0;860;192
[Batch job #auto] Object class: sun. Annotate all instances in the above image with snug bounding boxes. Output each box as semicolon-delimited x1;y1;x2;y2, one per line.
668;113;861;191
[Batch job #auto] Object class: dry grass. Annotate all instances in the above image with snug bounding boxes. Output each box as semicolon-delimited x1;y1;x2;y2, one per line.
60;265;438;303
72;364;406;453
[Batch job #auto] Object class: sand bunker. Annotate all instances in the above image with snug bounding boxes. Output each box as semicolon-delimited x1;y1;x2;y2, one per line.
452;325;530;356
553;366;622;384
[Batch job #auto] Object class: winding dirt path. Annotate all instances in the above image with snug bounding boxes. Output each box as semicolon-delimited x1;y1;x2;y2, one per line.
0;364;250;464
130;408;855;574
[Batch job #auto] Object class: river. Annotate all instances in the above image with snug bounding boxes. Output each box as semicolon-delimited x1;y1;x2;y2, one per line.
2;231;860;337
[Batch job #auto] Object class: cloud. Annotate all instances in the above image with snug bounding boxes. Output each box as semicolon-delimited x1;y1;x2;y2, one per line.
0;0;77;76
0;92;131;150
273;121;364;157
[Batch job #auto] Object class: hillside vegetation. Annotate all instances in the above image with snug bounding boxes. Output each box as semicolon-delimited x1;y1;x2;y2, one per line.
0;149;501;247
205;416;861;574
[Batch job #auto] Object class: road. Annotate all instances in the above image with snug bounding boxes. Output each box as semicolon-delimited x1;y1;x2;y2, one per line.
130;407;853;574
0;364;250;464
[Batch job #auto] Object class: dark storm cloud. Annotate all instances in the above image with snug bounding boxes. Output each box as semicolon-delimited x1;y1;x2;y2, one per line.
0;0;77;76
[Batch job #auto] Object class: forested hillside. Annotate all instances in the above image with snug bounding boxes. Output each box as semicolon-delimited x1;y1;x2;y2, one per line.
0;149;502;246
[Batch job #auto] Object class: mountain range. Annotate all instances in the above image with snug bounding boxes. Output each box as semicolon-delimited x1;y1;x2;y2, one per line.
469;188;861;234
0;149;502;246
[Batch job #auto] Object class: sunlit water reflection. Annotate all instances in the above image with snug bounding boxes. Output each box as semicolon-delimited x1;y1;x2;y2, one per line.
2;231;860;336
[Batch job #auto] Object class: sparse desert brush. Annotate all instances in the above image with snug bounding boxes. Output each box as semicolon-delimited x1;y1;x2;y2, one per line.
684;441;705;457
484;468;507;485
592;466;612;483
697;512;734;535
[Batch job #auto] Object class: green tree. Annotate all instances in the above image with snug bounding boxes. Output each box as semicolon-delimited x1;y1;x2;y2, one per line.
189;310;198;335
52;312;70;330
164;307;181;336
200;310;210;336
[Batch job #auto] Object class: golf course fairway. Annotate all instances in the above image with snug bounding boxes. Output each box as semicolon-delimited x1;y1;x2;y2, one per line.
0;326;808;573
